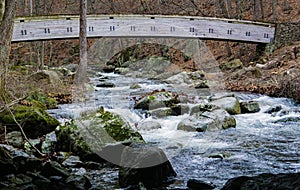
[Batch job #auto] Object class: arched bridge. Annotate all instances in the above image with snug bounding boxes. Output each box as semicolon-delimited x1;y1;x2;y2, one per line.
12;14;275;43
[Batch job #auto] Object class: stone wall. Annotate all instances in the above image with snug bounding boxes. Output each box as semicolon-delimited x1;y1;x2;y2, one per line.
274;22;300;49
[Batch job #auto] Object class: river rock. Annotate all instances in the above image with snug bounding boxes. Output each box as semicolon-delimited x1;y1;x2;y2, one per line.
27;172;51;189
13;155;43;174
130;83;142;89
62;64;78;73
187;179;215;190
208;92;235;101
148;107;173;118
240;101;261;113
6;131;24;148
171;104;190;116
194;80;209;88
273;116;300;123
62;156;83;168
138;120;161;131
115;67;130;75
57;109;144;162
210;96;241;115
65;174;92;190
221;172;300;190
220;59;243;71
177;115;214;132
96;82;115;88
178;109;236;132
41;161;70;178
0;173;35;190
187;70;206;80
264;105;282;114
164;72;193;84
0;146;16;176
119;143;177;189
190;103;218;115
134;91;180;110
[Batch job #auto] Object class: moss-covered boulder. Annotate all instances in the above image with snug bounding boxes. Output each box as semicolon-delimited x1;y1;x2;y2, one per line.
25;91;58;109
0;105;60;139
55;108;144;162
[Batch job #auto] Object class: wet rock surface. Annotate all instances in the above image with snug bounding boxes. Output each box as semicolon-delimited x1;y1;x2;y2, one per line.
221;173;300;190
119;143;177;189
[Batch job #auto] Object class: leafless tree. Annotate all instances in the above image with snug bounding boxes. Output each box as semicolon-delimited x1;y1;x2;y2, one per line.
0;0;16;102
75;0;88;86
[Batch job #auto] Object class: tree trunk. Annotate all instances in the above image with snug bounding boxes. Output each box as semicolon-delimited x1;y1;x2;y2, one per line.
75;0;87;86
0;0;16;102
224;0;233;18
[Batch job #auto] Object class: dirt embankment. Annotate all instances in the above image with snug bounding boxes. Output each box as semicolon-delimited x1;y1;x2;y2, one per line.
224;41;300;103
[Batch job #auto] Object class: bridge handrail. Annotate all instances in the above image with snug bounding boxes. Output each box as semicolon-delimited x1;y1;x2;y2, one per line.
15;14;275;27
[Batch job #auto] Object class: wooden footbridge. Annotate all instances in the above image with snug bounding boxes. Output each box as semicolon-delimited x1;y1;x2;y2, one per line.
12;14;275;43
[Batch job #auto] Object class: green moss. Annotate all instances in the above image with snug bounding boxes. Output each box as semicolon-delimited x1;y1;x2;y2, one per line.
55;120;92;155
26;91;58;109
95;108;144;142
148;95;155;101
0;105;60;138
55;108;144;160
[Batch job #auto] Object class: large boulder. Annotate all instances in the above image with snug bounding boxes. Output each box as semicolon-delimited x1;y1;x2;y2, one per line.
177;115;214;132
210;96;241;115
119;143;177;189
56;108;144;162
177;109;236;132
0;105;60;139
134;90;180;110
30;70;62;84
221;173;300;190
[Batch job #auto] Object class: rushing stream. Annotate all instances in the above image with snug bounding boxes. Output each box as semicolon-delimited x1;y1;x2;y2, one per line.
51;69;300;189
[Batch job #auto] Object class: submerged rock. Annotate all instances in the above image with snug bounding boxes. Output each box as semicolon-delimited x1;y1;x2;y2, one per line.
273;116;300;123
264;105;282;114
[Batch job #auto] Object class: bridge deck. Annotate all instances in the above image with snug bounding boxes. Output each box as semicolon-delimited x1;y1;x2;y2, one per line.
12;14;275;43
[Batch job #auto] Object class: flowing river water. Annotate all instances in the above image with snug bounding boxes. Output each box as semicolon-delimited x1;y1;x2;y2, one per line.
51;69;300;189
